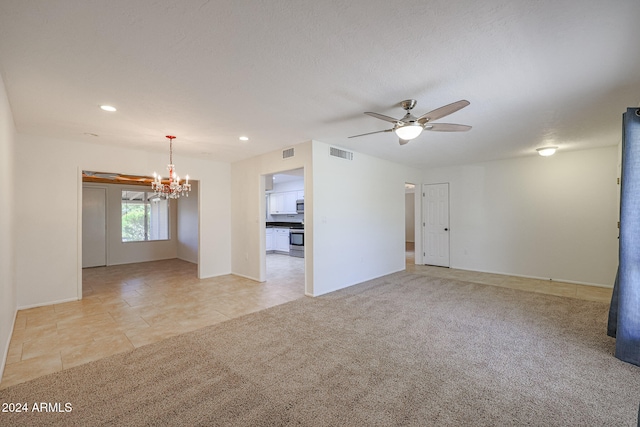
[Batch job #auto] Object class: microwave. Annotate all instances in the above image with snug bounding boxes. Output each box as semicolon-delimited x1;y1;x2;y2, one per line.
296;199;304;214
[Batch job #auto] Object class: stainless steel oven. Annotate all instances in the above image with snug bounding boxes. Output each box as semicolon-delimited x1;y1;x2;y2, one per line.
289;228;304;258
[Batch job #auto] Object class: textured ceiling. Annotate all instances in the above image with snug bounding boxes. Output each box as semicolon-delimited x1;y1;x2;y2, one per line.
1;0;639;168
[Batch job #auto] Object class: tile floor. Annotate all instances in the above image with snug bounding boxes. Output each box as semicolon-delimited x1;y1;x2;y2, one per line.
1;254;305;389
1;250;612;389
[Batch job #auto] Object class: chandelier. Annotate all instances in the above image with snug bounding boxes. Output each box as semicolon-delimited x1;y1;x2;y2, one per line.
152;135;191;199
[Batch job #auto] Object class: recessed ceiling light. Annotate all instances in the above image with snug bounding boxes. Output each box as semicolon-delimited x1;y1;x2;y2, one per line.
239;136;249;141
100;105;117;112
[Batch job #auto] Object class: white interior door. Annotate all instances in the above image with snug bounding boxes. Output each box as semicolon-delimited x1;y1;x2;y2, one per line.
82;187;107;268
423;183;450;267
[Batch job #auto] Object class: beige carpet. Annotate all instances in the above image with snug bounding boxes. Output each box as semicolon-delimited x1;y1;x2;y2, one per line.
1;271;639;426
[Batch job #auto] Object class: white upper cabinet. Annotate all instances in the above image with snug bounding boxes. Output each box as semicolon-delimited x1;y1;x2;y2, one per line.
269;191;299;215
269;193;283;215
283;191;297;212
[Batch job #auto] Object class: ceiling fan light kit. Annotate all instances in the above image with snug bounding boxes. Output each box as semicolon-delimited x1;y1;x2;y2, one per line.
537;146;558;157
349;99;472;145
395;124;423;140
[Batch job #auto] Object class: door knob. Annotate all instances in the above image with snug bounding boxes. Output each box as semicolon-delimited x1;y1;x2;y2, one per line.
444;228;449;231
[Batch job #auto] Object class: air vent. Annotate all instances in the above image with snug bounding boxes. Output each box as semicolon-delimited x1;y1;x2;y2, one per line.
330;147;353;160
282;148;295;159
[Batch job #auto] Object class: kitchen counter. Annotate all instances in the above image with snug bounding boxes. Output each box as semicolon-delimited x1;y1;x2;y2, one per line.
267;221;304;229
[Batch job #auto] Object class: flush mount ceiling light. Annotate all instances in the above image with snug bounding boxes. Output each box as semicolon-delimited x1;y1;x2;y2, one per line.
537;146;558;157
151;135;191;199
100;105;117;112
239;136;249;141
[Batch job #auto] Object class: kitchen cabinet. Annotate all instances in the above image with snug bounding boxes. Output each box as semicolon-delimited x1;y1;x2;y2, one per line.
266;228;274;252
284;191;297;211
268;193;281;215
269;191;298;215
269;193;285;214
274;227;290;253
296;190;304;200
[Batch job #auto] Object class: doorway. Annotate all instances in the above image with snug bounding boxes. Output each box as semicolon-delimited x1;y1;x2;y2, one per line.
263;168;305;291
405;183;416;265
422;183;450;267
79;170;200;298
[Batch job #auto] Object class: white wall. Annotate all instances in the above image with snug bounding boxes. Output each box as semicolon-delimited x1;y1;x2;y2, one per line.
272;179;304;193
231;140;421;296
0;74;16;380
14;134;231;308
231;142;312;284
422;146;619;287
177;180;199;264
83;182;179;265
311;141;421;295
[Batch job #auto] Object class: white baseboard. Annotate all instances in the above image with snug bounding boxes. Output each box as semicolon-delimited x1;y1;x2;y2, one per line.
230;272;262;283
198;270;233;280
17;296;79;311
0;307;17;383
450;266;614;289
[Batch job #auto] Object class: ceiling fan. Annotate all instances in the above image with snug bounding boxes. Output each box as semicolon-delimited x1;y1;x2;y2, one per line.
349;99;472;145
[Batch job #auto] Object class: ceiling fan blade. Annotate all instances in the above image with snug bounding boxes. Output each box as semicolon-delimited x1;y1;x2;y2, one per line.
364;112;401;124
348;128;394;138
425;123;472;132
417;100;470;123
399;138;410;145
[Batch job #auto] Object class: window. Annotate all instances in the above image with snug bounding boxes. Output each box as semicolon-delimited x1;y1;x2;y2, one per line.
121;190;169;242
